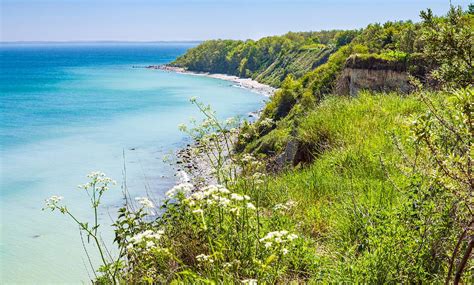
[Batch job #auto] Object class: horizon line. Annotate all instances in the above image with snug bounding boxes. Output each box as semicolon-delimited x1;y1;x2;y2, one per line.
0;40;204;44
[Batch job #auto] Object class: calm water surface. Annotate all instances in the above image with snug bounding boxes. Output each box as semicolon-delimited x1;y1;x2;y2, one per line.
0;43;265;283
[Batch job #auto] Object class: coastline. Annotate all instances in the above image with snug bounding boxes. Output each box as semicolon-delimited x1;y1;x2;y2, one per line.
148;65;276;97
153;64;276;186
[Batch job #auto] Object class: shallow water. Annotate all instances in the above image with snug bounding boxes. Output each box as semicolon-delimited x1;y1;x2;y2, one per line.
0;43;265;283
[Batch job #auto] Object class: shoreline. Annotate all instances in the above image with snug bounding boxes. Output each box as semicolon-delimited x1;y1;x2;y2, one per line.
148;65;276;97
151;65;275;187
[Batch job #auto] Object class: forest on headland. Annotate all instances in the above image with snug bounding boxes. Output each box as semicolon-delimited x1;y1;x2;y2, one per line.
45;6;473;284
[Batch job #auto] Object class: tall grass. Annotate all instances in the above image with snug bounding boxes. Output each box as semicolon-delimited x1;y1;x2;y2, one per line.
45;90;472;283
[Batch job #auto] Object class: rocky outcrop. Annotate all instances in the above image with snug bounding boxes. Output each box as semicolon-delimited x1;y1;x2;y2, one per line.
272;139;316;171
336;55;415;96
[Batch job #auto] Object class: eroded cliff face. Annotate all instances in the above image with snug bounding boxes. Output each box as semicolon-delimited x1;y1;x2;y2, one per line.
336;68;413;96
335;55;417;96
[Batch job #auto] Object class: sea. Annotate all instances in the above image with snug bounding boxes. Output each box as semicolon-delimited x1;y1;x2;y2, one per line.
0;43;266;283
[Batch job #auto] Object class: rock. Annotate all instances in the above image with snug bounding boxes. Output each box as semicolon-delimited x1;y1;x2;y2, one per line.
275;139;299;169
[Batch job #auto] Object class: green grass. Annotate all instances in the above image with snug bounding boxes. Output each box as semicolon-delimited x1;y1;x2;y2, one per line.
257;91;447;282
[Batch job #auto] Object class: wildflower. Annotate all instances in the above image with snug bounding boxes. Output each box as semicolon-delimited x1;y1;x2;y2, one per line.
229;207;240;215
225;117;237;125
282;248;289;255
285;200;297;208
241;154;255;163
273;204;287;211
86;171;116;185
252;172;266;184
246;202;256;210
166;183;193;198
196;254;213;263
241;133;251;139
129;229;164;245
260;117;274;128
260;230;297;244
223;262;232;268
43;195;63;211
190;96;197;103
242;279;258;285
287;233;298;241
264;242;272;248
216;196;231;207
230;193;244;201
145;241;155;249
243;195;251;200
178;123;187;132
135;197;154;209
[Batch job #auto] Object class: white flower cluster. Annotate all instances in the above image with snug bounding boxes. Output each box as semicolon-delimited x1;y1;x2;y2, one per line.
78;171;116;191
241;154;256;163
178;123;187;132
259;230;298;253
196;253;214;263
184;185;256;215
135;197;154;209
252;172;266;184
273;200;297;211
240;154;262;168
166;183;194;198
241;279;258;284
44;195;63;211
241;132;251;139
127;229;164;251
225;117;238;126
260;117;274;128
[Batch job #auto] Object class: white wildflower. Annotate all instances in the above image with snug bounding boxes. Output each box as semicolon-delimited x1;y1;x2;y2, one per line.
282;248;289;255
264;242;272;248
196;254;212;262
178;123;187;132
223;262;232;268
230;193;244;201
260;117;274;128
166;182;193;198
287;233;298;241
241;133;251;139
246;202;256;210
242;279;258;285
225;117;237;125
44;195;63;210
241;154;255;163
229;207;240;215
135;197;154;209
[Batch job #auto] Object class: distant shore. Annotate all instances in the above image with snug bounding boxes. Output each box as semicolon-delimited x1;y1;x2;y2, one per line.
147;65;276;97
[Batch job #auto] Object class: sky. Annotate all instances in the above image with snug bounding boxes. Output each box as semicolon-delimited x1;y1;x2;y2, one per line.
1;0;471;42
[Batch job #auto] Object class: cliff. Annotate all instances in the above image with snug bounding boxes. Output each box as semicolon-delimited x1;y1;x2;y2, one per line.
335;54;413;96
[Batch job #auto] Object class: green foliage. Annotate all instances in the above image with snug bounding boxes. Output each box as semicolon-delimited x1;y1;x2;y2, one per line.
262;75;302;120
419;6;474;88
173;31;345;87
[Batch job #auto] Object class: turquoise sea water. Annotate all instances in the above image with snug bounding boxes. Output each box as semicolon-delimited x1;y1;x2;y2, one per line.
0;43;265;283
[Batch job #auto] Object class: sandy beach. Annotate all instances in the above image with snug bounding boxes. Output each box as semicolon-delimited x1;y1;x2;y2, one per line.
149;65;276;97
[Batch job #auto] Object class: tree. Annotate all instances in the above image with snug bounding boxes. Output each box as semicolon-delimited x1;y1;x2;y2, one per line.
419;6;474;88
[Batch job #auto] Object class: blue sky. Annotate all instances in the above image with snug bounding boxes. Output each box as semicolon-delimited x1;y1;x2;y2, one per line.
1;0;471;42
